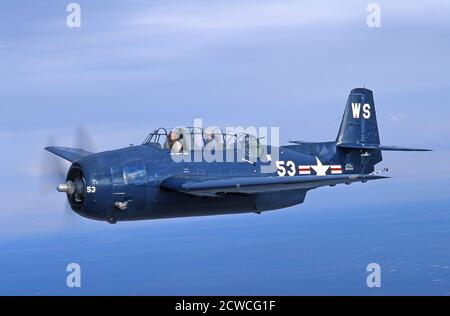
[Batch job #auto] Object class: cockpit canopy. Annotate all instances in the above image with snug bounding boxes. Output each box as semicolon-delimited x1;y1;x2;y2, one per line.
142;127;263;158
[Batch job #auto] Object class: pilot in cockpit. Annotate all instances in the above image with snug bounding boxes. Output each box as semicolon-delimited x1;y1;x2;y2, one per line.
203;129;216;145
165;130;183;153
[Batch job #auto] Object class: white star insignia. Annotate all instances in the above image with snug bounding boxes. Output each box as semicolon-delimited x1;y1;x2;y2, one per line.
310;157;329;176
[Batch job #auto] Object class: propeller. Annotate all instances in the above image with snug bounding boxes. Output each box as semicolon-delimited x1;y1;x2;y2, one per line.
40;127;96;224
75;126;96;153
39;135;67;193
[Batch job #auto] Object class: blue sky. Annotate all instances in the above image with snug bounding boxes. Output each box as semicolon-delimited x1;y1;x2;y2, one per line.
1;0;449;236
0;0;449;295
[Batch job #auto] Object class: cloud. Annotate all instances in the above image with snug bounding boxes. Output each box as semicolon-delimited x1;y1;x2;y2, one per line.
132;0;352;31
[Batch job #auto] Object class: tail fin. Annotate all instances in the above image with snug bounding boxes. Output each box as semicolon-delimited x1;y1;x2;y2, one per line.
336;88;380;146
335;88;431;174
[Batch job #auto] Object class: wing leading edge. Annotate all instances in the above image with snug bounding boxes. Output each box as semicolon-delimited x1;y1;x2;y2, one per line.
45;146;93;162
160;174;388;197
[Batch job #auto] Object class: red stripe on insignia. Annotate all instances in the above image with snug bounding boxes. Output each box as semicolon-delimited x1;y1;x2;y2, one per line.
299;165;311;175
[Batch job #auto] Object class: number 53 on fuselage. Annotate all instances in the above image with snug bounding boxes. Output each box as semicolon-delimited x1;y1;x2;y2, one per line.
45;88;430;223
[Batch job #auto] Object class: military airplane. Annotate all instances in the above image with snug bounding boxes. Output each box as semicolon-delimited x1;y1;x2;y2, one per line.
45;88;430;223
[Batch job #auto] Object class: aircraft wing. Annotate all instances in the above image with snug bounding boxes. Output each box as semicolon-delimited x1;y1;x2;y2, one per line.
45;146;93;162
160;174;388;197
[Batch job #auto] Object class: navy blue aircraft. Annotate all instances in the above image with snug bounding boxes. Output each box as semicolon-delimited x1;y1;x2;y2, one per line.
45;88;430;223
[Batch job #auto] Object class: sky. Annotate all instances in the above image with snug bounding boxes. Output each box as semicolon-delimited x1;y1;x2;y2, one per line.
0;0;449;295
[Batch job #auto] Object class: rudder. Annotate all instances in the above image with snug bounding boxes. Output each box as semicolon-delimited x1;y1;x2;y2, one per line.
336;88;382;174
336;88;380;146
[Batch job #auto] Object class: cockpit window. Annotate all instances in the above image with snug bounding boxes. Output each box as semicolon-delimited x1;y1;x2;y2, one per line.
142;127;168;148
236;133;262;161
142;127;262;158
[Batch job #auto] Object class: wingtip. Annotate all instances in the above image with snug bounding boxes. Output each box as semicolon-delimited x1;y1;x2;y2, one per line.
361;174;390;180
410;148;433;152
44;146;62;153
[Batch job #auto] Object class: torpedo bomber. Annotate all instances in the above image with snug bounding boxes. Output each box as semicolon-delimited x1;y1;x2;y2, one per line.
45;88;430;223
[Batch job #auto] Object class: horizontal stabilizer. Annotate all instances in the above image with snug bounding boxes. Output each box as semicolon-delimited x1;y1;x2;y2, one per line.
45;146;93;162
289;140;318;145
337;143;432;152
160;174;388;197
